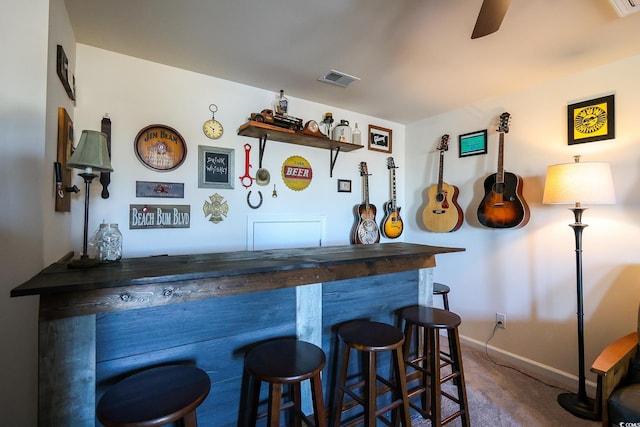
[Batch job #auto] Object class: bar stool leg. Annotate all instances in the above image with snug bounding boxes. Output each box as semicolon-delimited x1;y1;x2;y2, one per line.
450;328;470;427
333;344;351;427
310;374;327;427
183;411;198;427
393;347;411;426
366;351;376;427
268;384;282;427
428;327;442;427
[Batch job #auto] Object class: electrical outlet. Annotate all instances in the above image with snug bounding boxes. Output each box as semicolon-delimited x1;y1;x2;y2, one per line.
496;312;506;329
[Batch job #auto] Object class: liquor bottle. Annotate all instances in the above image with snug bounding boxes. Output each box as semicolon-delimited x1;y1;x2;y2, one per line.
273;89;288;115
352;122;362;145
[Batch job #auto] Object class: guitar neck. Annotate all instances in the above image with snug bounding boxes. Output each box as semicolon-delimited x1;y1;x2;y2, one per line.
389;167;397;211
497;133;505;184
437;151;445;193
363;172;370;211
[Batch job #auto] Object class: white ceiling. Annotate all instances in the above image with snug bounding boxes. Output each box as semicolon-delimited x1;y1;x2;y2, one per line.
63;0;640;124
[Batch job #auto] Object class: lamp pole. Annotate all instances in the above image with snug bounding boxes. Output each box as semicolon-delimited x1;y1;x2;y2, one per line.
557;205;597;420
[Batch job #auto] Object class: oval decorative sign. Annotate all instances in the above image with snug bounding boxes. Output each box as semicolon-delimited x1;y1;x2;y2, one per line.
134;124;187;171
281;155;312;191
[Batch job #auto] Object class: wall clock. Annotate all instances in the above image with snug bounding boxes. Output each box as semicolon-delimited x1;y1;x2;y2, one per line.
567;94;615;145
203;103;223;139
134;124;187;171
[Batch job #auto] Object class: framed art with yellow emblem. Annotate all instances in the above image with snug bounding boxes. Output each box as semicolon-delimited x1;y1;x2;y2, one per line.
567;94;615;145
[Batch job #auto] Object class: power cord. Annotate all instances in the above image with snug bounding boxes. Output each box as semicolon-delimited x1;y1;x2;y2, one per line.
484;321;567;391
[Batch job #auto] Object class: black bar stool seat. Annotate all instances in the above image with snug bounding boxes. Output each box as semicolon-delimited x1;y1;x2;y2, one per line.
433;282;451;311
97;365;211;427
401;306;470;427
245;338;327;427
333;319;411;426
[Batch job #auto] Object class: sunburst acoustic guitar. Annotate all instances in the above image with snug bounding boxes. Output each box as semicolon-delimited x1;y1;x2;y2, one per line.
477;112;530;228
422;134;464;232
381;157;404;239
352;162;380;245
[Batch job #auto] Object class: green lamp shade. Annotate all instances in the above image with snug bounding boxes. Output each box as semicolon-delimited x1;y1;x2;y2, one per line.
67;130;113;172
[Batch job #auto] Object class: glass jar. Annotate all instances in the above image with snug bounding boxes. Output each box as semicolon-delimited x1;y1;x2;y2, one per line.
352;122;362;145
97;223;123;262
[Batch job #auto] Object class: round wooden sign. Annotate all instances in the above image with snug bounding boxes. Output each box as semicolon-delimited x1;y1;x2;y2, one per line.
134;124;187;171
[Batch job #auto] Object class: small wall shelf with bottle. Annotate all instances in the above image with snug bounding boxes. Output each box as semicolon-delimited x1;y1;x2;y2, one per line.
237;121;364;177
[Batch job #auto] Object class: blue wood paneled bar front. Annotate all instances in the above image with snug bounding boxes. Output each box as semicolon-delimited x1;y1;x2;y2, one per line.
11;242;464;426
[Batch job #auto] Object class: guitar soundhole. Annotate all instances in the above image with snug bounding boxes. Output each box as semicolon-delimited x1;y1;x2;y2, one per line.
436;193;444;203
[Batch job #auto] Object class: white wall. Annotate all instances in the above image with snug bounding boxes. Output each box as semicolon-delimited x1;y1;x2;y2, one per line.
72;45;405;256
0;0;50;425
405;54;640;385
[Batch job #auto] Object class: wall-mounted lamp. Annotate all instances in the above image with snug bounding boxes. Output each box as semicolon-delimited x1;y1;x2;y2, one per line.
67;130;113;268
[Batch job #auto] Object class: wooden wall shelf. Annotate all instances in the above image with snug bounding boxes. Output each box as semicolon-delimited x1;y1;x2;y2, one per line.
238;121;364;176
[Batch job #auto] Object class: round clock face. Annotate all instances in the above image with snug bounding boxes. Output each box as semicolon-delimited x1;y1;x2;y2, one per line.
574;106;607;134
203;119;223;139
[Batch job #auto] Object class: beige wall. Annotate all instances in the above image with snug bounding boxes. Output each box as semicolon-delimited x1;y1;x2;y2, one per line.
405;54;640;387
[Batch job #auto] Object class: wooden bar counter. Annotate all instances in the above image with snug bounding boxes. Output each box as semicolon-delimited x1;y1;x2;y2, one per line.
12;242;463;426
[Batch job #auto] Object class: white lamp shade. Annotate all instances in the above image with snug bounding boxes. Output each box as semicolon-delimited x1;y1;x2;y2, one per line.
543;161;615;205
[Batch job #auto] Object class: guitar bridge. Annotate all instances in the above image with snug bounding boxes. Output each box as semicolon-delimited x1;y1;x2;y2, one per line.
432;210;445;214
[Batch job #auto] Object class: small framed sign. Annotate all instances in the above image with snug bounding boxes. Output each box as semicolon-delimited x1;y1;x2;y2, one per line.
368;125;393;153
567;94;615;145
198;145;235;189
459;129;487;157
337;179;352;193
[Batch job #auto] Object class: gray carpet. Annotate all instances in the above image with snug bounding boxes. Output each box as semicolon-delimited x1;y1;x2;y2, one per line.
410;342;602;426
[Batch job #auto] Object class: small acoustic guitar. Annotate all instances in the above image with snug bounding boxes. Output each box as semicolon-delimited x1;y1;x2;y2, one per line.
352;162;380;244
422;134;463;232
477;112;530;228
381;157;404;239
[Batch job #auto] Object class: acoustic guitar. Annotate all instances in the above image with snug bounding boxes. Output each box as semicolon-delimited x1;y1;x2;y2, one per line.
381;157;404;239
352;162;380;244
477;112;530;228
422;134;464;232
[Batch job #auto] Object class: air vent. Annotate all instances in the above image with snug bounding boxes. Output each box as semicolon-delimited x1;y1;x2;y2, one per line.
318;70;360;88
608;0;640;16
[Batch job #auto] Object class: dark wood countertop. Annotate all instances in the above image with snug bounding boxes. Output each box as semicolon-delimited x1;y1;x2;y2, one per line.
11;242;464;319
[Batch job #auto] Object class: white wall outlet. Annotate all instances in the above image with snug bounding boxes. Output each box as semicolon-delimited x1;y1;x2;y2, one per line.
496;312;506;329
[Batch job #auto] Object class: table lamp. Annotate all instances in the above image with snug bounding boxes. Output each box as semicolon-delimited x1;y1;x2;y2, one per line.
543;155;615;419
67;130;113;268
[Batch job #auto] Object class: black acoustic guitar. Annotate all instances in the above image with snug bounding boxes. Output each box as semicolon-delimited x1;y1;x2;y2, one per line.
352;162;380;244
477;112;530;228
381;157;403;239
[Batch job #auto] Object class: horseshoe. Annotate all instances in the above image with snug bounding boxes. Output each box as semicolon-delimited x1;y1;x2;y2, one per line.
247;190;263;209
239;143;254;188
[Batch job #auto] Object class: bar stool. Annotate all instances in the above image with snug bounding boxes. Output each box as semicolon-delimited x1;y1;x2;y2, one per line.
332;319;411;427
244;338;327;427
96;365;211;427
433;282;451;311
401;306;470;427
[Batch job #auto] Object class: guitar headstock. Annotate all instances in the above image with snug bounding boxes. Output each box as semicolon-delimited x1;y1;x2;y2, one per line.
437;134;450;152
498;112;511;134
359;161;369;176
386;157;397;169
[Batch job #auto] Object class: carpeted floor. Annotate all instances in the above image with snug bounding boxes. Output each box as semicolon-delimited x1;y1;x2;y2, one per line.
411;342;602;427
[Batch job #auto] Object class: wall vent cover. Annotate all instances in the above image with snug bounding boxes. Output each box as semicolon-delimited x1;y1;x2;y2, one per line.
318;70;360;88
608;0;640;16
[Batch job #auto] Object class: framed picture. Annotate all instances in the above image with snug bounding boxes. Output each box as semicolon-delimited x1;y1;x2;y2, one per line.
458;129;488;157
55;107;74;212
368;125;393;153
198;145;235;189
567;94;615;145
337;179;352;193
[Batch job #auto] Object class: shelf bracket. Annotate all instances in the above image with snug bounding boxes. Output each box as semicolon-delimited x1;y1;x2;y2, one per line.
329;146;341;178
258;135;267;168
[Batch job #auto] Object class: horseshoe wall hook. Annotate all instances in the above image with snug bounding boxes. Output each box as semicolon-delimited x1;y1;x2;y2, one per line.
247;190;263;209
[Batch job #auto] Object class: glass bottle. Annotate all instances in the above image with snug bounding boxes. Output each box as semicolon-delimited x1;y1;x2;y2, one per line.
273;89;288;115
352;122;362;145
97;223;123;262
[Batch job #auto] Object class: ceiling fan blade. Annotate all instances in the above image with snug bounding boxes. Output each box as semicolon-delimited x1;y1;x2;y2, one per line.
471;0;512;39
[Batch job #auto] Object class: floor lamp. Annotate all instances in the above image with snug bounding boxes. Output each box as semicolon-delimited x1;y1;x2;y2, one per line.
542;155;615;420
67;130;113;269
